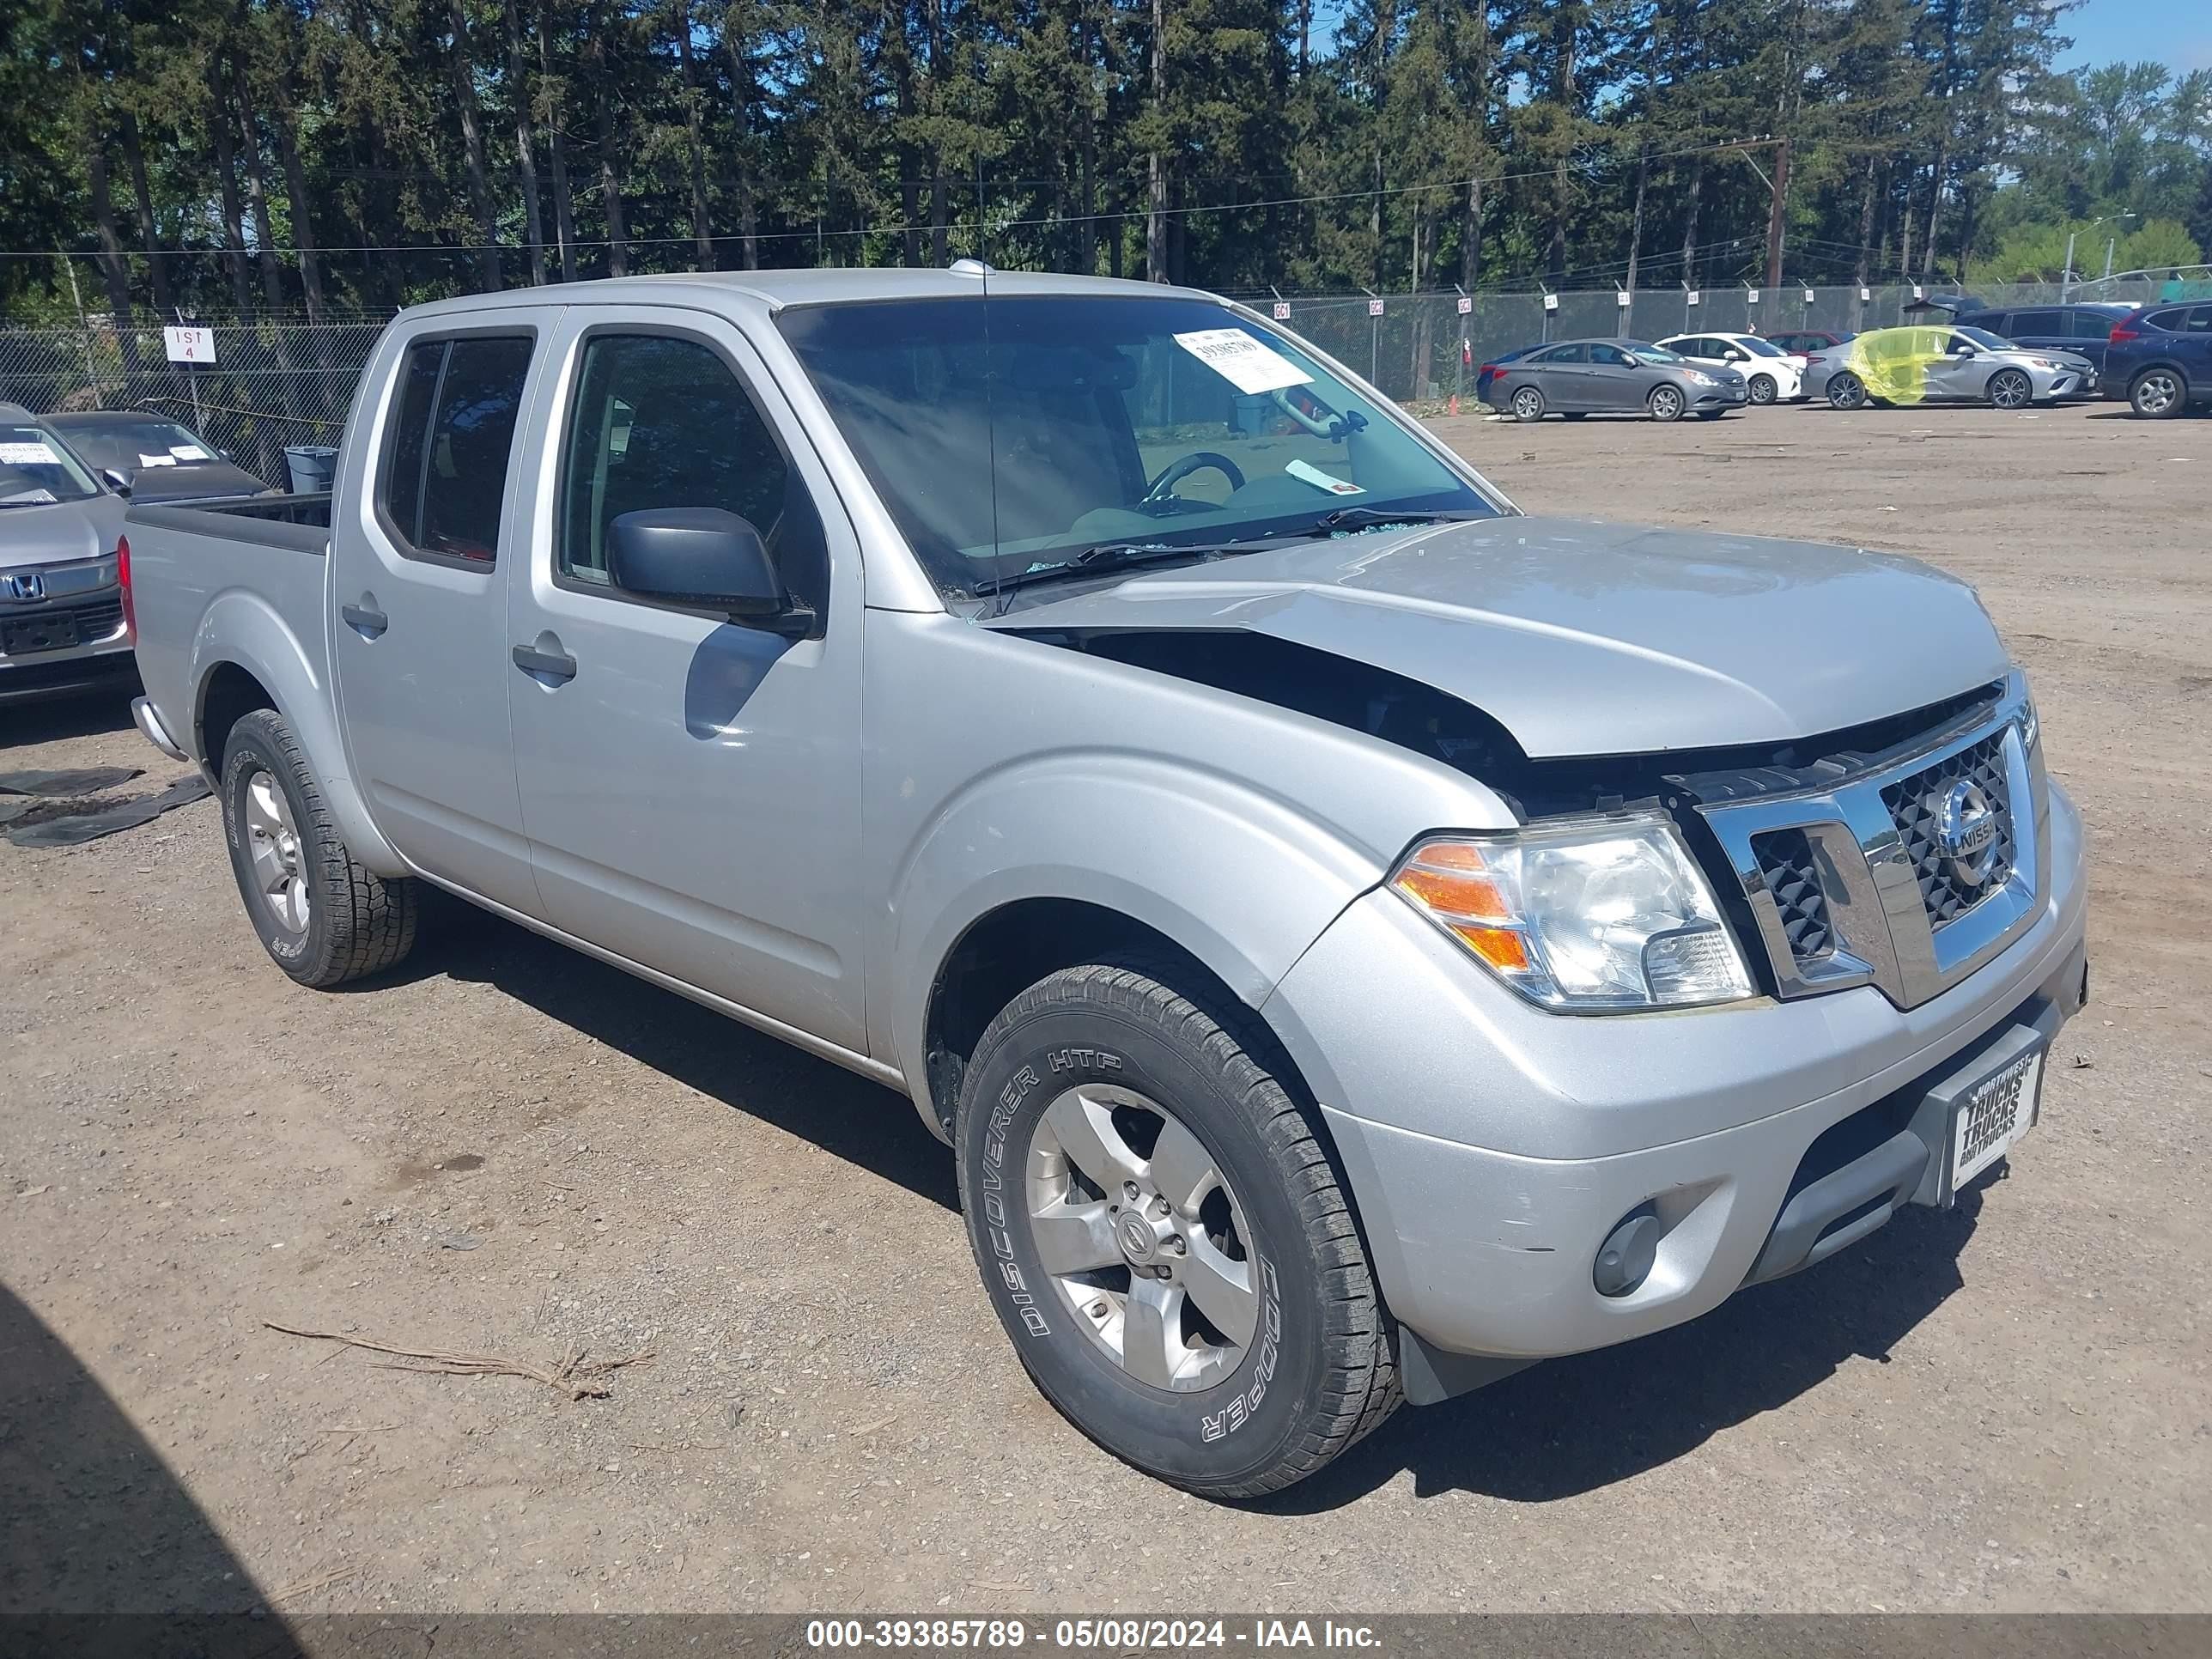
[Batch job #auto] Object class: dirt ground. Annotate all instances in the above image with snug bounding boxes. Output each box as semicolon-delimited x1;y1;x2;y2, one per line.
3;398;2208;1620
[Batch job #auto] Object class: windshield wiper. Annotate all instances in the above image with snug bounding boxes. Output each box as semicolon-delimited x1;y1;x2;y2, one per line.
977;540;1256;607
1310;506;1490;532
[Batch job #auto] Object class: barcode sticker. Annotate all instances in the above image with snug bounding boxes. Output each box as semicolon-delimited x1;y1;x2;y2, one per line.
1172;328;1312;395
171;444;212;461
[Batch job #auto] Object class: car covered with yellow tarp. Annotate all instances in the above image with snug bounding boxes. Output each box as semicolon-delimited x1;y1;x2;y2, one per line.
1807;325;2093;409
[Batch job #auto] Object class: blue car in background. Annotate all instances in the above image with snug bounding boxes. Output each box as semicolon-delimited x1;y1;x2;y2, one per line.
1963;302;2135;374
2105;301;2212;417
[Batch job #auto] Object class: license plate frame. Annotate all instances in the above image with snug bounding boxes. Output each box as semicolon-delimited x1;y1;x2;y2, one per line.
1;611;82;656
1948;1042;2045;1192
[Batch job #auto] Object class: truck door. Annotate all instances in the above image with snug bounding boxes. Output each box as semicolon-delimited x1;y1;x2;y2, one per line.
331;320;548;915
502;309;867;1054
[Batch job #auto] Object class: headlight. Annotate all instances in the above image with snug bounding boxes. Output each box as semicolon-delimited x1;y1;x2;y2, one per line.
1682;369;1716;386
2027;357;2055;369
1390;819;1755;1012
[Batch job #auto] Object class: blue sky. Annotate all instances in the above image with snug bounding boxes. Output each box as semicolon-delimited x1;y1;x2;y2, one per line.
2062;0;2211;73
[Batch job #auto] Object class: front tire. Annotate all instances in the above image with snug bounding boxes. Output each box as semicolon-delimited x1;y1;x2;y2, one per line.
1648;384;1686;422
219;708;418;988
957;960;1399;1498
1988;368;2033;410
2130;368;2185;418
1748;373;1778;404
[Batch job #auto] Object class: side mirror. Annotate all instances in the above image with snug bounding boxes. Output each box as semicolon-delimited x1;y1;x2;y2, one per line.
1950;342;1977;356
100;466;133;497
1724;349;1747;362
608;507;809;633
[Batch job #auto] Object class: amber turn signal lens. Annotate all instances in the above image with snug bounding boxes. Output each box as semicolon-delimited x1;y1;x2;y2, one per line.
1451;923;1531;972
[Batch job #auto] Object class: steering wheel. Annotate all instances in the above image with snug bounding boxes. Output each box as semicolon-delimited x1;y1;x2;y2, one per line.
1143;451;1246;504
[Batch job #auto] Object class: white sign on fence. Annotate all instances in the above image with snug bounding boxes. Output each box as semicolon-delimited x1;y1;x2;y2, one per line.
1616;289;1632;308
1685;289;1700;307
1542;292;1559;313
1747;288;1760;304
1803;288;1816;303
1861;285;1873;301
1455;295;1472;315
1271;301;1291;321
163;325;216;365
1367;298;1385;317
1911;284;1924;301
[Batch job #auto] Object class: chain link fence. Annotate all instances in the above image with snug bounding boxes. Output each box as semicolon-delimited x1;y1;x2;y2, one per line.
0;319;385;489
1273;274;2203;405
3;273;2201;476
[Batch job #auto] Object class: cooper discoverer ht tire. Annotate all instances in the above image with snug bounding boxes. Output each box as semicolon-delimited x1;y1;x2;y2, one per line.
219;708;419;988
957;960;1400;1498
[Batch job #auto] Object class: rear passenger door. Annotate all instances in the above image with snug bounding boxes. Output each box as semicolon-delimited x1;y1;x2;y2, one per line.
331;319;550;916
502;308;868;1053
1528;343;1589;409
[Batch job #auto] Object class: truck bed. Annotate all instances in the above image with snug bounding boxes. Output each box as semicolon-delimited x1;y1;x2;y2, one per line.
125;492;337;770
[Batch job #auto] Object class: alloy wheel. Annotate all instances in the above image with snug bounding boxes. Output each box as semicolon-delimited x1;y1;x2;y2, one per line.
2134;371;2180;416
243;769;311;934
1025;1084;1260;1394
1990;369;2032;410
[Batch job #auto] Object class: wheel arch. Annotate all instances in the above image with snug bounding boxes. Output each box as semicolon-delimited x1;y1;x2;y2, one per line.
189;607;405;878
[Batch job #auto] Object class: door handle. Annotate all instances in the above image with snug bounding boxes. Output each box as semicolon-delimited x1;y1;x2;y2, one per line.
512;642;578;684
341;602;388;639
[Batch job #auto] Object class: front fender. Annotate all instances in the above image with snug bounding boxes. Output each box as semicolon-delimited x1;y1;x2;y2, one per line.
884;750;1389;1111
191;588;404;876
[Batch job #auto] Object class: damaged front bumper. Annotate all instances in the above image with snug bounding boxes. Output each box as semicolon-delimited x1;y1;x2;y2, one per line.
1260;783;2088;1401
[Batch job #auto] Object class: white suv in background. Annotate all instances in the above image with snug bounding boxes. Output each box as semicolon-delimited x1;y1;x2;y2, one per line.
1657;332;1808;405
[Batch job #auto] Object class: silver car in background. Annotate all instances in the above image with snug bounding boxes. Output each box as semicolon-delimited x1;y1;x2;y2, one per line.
0;402;135;705
1491;338;1749;423
1810;326;2093;410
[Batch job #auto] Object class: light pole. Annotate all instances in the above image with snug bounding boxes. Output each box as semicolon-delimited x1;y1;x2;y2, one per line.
2063;213;2136;301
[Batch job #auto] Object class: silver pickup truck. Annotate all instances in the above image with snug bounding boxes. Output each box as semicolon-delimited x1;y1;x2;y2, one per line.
123;269;2088;1498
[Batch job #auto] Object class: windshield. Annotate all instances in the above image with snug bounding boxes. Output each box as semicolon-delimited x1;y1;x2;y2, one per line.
776;294;1498;599
1628;345;1682;365
1958;326;2015;350
0;423;100;506
55;418;216;471
1735;337;1787;357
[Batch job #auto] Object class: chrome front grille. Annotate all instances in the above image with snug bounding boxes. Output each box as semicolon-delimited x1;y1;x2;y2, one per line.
1693;675;2046;1011
1881;730;2013;925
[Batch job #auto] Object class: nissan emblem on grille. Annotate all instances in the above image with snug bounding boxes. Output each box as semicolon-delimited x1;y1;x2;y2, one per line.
1935;777;1999;888
5;573;43;602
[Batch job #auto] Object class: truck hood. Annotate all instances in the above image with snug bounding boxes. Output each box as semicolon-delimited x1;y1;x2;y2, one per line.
990;515;2009;758
0;495;128;570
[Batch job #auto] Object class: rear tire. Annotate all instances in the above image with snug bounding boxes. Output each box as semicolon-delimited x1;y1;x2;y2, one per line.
957;959;1400;1498
219;708;418;988
1828;371;1869;410
1510;385;1546;422
2130;368;2185;418
1747;373;1777;404
1648;384;1686;422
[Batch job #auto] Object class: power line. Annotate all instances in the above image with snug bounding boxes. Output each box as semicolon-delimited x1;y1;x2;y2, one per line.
9;136;1790;262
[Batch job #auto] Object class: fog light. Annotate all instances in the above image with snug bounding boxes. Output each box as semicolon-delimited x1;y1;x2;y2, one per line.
1593;1205;1662;1298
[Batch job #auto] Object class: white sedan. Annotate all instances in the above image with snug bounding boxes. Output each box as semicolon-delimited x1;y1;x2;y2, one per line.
1656;332;1809;404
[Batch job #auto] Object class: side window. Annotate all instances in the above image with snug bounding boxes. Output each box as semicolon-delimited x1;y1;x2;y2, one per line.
378;336;533;564
1589;343;1630;368
1537;343;1586;364
557;333;828;611
2184;306;2212;335
2070;311;2117;339
2145;307;2189;332
2011;310;2060;336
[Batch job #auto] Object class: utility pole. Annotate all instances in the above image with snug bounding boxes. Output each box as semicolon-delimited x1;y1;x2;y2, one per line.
1763;137;1792;297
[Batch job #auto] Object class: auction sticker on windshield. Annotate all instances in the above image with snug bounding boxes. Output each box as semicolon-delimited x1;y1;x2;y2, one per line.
0;441;62;466
1173;328;1312;395
1285;459;1363;495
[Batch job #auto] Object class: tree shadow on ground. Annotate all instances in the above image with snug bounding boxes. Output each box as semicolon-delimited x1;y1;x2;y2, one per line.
0;1280;301;1653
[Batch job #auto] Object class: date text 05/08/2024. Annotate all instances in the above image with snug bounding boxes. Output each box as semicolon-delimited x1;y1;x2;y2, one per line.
804;1618;1383;1650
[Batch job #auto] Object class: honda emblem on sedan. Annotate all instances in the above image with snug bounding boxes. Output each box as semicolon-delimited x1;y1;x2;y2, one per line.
5;573;43;602
1936;778;1999;886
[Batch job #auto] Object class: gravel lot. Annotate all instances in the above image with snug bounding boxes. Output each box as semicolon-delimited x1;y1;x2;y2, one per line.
3;398;2207;1619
